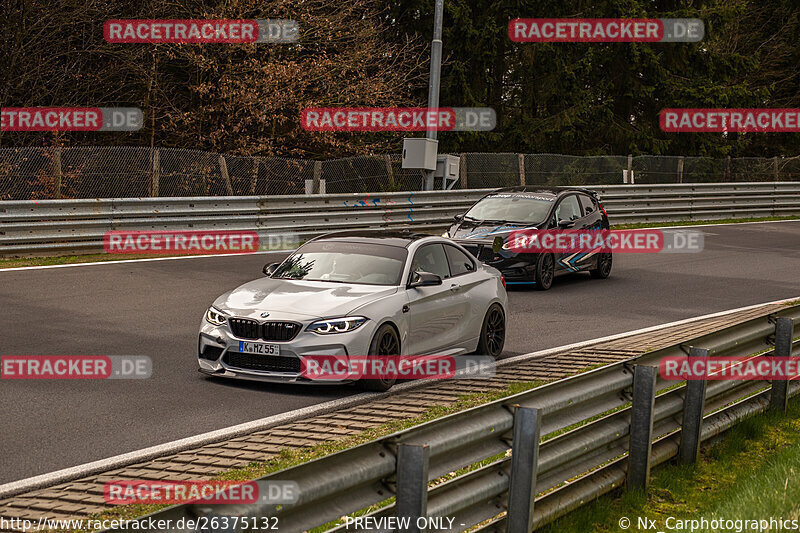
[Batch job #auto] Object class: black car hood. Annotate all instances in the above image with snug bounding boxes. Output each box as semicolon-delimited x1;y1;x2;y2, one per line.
448;220;543;244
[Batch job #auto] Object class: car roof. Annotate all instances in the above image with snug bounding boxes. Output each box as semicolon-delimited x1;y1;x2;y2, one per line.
309;230;433;248
490;186;598;198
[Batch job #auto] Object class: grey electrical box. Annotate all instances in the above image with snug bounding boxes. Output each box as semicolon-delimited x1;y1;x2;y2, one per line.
402;138;438;171
434;154;459;179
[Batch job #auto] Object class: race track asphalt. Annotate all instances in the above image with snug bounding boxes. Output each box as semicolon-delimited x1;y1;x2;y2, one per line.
1;220;798;483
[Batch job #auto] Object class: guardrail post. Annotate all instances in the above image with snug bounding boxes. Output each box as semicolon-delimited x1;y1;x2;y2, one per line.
770;318;794;412
679;347;708;464
627;365;657;490
506;406;541;533
396;443;429;533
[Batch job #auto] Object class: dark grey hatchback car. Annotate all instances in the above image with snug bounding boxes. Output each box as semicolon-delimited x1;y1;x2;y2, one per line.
444;186;612;290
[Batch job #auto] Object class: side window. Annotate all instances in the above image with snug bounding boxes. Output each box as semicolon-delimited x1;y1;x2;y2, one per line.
555;195;582;223
410;244;451;281
444;245;476;277
579;194;596;215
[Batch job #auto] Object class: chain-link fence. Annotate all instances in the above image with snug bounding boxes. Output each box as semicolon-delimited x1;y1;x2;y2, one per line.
2;147;799;200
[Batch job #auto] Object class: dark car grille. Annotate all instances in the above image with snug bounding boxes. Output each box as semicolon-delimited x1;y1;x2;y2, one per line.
228;318;301;341
223;352;301;373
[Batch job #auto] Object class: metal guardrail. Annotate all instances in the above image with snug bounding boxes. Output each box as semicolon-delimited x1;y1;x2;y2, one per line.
0;182;799;256
106;303;800;533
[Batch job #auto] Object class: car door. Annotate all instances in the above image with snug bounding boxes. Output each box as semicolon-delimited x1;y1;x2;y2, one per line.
551;194;584;273
404;243;463;355
443;243;485;346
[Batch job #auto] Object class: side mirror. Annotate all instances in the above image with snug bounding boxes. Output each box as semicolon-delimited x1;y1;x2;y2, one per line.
453;213;464;222
408;271;443;288
557;219;572;229
263;263;279;276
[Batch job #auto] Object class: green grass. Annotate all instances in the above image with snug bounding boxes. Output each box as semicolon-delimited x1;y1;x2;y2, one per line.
3;215;799;269
538;397;800;533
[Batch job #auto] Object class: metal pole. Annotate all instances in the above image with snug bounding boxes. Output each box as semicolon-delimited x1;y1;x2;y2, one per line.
770;318;794;412
506;406;541;533
396;444;430;533
627;365;657;490
423;0;444;191
679;347;708;464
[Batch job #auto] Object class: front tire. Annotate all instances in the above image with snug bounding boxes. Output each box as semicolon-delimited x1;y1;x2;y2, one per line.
534;253;555;290
475;304;505;358
357;324;400;392
590;252;612;279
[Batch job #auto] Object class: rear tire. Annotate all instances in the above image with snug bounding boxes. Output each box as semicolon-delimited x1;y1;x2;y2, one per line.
534;253;555;291
475;304;505;358
590;252;613;279
357;324;399;392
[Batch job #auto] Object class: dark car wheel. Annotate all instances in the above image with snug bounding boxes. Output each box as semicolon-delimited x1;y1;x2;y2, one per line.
357;324;400;392
534;253;555;290
590;252;613;279
475;303;505;358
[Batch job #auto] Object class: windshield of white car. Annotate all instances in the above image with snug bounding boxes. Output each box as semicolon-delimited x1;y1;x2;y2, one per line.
464;195;555;224
272;241;408;286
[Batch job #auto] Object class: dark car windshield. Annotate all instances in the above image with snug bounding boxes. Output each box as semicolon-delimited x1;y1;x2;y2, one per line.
272;241;407;286
464;194;555;224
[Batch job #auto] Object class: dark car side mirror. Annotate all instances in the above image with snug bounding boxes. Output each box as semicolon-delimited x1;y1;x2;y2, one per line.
408;271;443;288
263;263;280;276
557;219;572;229
453;213;464;222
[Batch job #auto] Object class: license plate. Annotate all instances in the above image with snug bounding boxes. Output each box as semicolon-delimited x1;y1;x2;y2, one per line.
238;341;280;355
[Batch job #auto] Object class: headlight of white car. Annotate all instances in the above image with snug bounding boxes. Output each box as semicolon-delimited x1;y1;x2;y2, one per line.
205;306;228;326
307;317;367;334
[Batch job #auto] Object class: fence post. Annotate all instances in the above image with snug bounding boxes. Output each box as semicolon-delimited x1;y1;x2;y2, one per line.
773;156;779;181
250;157;259;195
396;443;429;533
677;156;684;184
679;347;708;464
627;365;657;490
770;318;794;412
627;154;633;184
518;154;525;186
506;406;541;533
384;155;395;189
725;155;731;181
150;148;160;197
459;154;467;188
219;155;234;195
53;147;62;199
312;161;322;194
